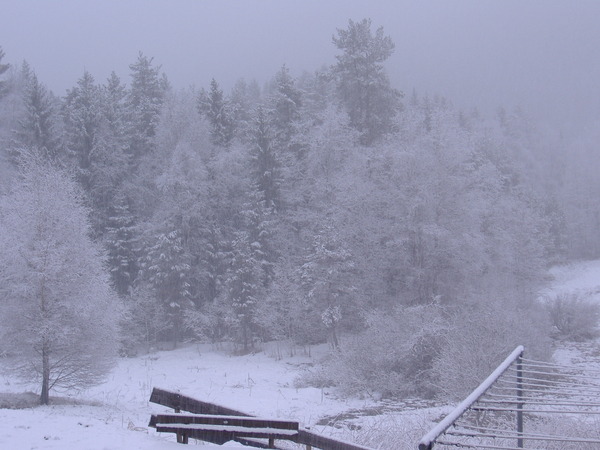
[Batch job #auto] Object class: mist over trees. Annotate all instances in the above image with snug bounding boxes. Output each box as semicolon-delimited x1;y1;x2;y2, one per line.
0;18;598;400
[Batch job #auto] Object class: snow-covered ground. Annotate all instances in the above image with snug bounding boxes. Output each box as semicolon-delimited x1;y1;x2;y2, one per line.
2;259;600;450
541;259;600;301
0;341;447;449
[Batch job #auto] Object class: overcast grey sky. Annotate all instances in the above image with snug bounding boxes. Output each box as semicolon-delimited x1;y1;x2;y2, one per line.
1;0;600;130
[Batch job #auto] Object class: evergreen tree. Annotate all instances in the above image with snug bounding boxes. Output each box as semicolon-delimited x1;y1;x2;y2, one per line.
242;193;277;287
104;197;138;296
224;230;263;353
18;71;58;159
229;78;261;141
270;65;302;143
63;71;131;236
62;71;102;191
0;46;9;99
103;72;130;160
127;52;165;162
141;229;192;346
250;106;282;210
199;78;234;147
332;18;401;145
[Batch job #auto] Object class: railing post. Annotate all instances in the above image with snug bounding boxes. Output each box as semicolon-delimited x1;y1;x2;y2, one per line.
516;350;524;448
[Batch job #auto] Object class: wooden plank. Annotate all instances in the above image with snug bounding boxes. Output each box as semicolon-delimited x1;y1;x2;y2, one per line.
155;425;297;440
151;413;299;431
150;413;299;447
150;387;252;416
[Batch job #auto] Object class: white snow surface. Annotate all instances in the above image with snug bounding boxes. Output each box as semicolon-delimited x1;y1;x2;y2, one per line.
3;259;600;449
541;259;600;301
2;342;428;449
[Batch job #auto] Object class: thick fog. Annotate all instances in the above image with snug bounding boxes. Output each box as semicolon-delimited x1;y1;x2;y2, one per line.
2;0;599;131
4;0;600;428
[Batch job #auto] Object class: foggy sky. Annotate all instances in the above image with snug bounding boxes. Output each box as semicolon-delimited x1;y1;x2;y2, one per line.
1;0;599;131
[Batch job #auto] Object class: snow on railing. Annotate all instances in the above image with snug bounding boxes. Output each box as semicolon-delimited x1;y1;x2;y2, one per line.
419;344;600;449
418;345;525;450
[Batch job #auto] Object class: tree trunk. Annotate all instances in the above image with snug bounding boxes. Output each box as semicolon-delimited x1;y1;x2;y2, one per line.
39;276;51;405
330;326;339;350
242;322;249;354
40;341;50;405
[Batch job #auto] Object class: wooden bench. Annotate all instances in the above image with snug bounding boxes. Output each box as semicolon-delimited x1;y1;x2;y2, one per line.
149;413;298;447
148;387;373;450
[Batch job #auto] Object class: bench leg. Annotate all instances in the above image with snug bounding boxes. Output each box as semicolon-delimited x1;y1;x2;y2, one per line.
176;432;188;444
268;437;275;448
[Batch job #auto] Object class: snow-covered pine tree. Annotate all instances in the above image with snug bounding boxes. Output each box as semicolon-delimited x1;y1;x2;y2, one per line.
229;78;261;142
62;71;131;237
127;52;165;163
101;71;131;178
332;19;402;145
104;197;139;297
141;229;192;346
224;230;263;353
18;71;58;159
270;65;302;144
250;106;283;211
62;71;103;191
0;46;9;99
199;78;234;148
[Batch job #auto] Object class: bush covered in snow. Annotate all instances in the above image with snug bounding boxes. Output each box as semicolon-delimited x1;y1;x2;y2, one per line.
431;298;551;400
305;298;552;401
314;303;446;398
545;292;600;341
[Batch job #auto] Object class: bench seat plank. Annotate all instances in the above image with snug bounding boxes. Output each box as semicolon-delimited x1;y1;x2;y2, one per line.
151;413;298;430
156;423;298;437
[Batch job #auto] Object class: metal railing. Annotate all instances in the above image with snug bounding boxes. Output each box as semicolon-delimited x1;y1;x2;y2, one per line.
419;346;525;450
418;345;600;449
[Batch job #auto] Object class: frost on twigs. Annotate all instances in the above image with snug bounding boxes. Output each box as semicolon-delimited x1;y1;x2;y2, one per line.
0;149;121;404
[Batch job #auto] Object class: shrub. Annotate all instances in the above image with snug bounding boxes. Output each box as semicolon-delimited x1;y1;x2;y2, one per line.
431;298;551;400
320;303;447;398
305;296;552;402
545;292;600;341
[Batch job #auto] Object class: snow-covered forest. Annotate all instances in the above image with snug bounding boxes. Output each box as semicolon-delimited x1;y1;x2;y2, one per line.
1;14;600;411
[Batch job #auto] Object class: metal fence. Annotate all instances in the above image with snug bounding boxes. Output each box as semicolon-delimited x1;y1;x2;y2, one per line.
418;345;600;449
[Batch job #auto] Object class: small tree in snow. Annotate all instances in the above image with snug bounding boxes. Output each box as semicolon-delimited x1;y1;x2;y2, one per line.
301;224;356;349
223;230;264;353
140;228;193;347
0;150;120;404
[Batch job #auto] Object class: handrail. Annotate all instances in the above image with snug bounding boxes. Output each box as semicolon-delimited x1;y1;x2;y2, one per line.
418;345;524;450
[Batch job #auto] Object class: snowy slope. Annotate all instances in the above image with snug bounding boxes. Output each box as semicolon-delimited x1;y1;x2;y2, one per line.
3;260;600;449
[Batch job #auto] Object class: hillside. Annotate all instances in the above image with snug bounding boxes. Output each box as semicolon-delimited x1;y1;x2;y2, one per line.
2;260;600;449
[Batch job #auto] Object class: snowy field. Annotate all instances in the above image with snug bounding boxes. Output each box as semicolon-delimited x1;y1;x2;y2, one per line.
0;341;448;449
2;259;600;450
